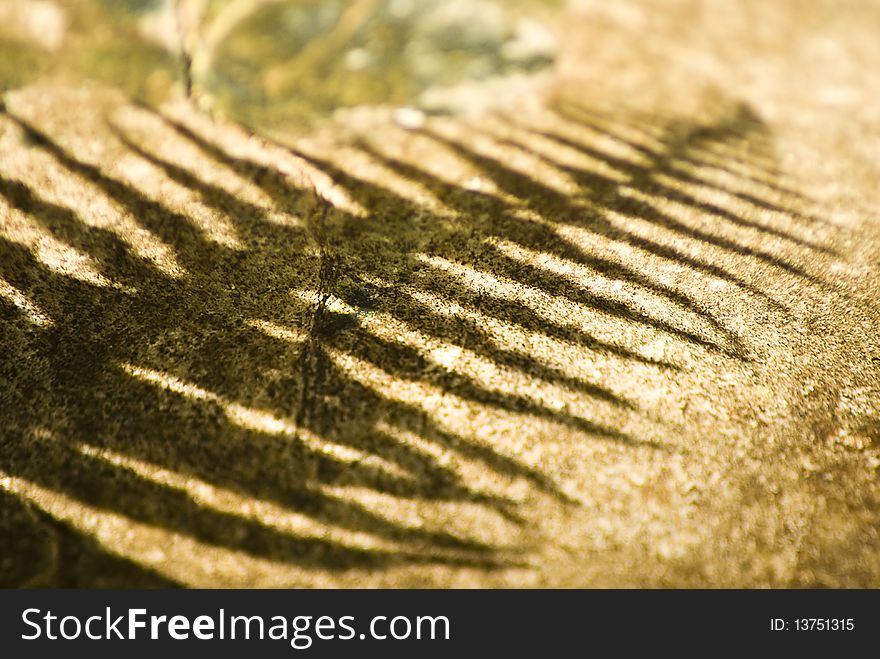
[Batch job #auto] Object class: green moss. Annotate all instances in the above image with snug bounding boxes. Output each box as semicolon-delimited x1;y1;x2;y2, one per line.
0;39;50;92
71;39;178;104
96;0;162;15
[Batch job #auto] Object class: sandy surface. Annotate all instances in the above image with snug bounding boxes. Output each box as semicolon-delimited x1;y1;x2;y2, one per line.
1;0;879;587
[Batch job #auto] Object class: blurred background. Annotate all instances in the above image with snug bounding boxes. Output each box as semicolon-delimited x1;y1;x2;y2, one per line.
0;0;562;128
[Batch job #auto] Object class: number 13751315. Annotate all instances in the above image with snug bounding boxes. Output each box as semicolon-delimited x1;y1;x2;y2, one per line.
770;618;854;631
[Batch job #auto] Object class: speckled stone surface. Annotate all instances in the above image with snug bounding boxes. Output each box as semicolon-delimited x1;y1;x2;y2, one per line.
1;0;879;587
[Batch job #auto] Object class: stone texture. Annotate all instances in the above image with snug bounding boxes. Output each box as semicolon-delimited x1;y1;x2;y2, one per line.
0;0;879;587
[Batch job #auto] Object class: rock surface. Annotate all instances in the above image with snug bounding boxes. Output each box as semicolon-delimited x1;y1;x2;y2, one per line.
1;0;879;587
